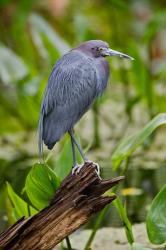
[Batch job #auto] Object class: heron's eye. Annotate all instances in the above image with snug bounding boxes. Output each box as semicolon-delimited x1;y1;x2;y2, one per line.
99;47;103;51
95;47;100;51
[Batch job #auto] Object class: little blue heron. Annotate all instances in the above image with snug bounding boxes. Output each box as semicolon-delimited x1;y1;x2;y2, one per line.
38;40;134;173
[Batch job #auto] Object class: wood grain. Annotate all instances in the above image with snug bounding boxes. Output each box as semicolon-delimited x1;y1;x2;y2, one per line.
0;161;124;250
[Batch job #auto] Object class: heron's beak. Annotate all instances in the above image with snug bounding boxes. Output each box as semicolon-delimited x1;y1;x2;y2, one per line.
105;48;134;60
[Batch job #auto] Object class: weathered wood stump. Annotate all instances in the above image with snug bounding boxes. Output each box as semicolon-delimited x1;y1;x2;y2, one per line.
0;162;124;250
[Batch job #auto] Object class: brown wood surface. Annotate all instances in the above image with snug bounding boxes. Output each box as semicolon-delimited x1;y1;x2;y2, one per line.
0;161;124;250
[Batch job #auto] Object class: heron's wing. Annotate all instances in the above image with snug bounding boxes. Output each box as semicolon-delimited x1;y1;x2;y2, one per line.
39;51;99;153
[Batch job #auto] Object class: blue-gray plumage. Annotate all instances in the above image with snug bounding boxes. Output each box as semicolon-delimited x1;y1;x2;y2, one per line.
38;40;134;169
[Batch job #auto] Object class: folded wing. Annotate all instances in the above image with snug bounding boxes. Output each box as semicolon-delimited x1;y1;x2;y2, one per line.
38;51;98;156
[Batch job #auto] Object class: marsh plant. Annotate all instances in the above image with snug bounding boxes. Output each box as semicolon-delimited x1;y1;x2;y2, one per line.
0;1;166;249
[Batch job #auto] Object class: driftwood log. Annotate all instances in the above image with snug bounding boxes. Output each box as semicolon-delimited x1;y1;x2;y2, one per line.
0;162;124;250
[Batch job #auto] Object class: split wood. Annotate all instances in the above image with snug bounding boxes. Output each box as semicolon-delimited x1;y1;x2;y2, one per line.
0;161;124;250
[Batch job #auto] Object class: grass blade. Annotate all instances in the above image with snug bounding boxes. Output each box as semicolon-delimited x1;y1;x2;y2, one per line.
112;113;166;170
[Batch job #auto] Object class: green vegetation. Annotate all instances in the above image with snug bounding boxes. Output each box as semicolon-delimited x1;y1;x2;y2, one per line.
0;0;166;249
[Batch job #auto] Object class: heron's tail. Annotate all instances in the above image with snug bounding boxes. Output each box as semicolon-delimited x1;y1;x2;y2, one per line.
38;115;44;163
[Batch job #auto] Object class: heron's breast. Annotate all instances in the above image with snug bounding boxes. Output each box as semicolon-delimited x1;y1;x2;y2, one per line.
95;59;110;96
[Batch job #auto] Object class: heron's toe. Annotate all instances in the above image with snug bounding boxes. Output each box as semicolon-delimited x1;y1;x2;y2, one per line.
72;164;84;175
85;160;101;179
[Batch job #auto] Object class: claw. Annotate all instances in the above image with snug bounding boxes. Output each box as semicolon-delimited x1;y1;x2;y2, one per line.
72;164;84;175
72;161;101;179
85;160;101;179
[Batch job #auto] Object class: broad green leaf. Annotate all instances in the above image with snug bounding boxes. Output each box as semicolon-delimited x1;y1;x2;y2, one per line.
113;197;134;244
54;138;82;180
7;182;37;221
146;185;166;244
112;113;166;170
0;43;28;84
29;13;70;61
25;163;60;210
54;139;73;180
132;243;152;250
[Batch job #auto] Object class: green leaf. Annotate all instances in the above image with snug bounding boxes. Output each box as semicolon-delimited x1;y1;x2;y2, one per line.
54;138;82;180
0;43;28;84
25;163;60;210
29;13;70;61
7;182;37;221
54;138;73;180
132;243;152;250
113;197;134;244
111;113;166;170
146;185;166;244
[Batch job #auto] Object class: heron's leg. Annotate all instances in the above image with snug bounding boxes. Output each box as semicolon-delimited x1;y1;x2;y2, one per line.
70;132;77;167
69;130;88;162
69;130;100;177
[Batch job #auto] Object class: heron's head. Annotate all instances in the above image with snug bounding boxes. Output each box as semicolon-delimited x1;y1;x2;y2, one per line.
77;40;134;60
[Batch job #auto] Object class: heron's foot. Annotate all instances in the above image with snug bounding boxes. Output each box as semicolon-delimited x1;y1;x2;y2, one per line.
72;163;84;175
85;160;101;179
72;161;101;179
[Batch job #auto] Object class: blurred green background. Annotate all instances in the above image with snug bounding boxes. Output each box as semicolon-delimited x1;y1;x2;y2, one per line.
0;0;166;234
